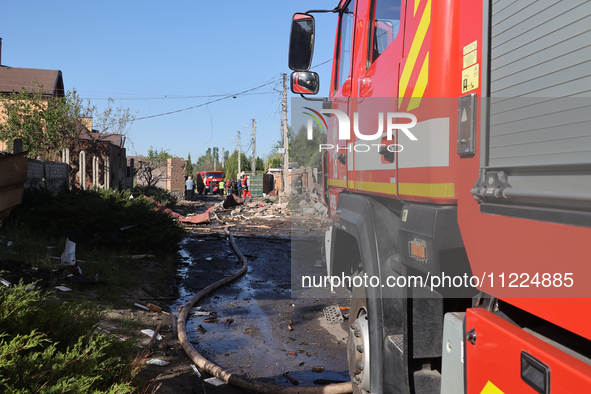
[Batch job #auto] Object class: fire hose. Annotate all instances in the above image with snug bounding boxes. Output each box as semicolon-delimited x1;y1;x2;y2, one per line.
177;228;353;393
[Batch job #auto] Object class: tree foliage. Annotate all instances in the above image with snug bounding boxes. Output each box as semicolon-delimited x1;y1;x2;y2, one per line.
0;88;136;162
135;147;174;188
185;152;194;178
255;157;265;172
289;124;325;168
0;87;83;159
266;123;326;171
223;150;252;179
90;98;135;138
194;147;221;174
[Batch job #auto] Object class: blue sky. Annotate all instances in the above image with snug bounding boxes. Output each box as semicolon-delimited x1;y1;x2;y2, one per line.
1;0;338;161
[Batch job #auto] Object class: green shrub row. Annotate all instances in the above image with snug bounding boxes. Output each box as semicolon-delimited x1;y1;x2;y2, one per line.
4;187;183;255
132;186;178;208
0;283;139;393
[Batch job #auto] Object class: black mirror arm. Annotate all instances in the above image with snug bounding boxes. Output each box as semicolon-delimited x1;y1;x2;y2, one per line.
299;94;326;102
304;7;341;14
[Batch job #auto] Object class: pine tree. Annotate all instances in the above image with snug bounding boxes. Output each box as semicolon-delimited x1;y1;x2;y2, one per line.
185;152;194;178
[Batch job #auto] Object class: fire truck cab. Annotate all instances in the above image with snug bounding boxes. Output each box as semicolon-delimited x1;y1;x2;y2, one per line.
289;0;591;393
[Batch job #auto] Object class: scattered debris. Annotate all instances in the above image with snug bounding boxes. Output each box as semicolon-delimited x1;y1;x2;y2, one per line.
55;285;72;292
191;364;201;377
146;359;170;366
193;311;211;316
323;305;345;327
61;238;83;275
141;329;163;340
312;366;325;373
134;302;150;311
203;317;219;323
204;377;226;386
222;194;244;209
94;326;126;341
146;303;162;312
180;206;216;224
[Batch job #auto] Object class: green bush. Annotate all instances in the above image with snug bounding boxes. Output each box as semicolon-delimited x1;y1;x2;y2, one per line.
0;282;139;393
132;186;178;208
4;187;183;255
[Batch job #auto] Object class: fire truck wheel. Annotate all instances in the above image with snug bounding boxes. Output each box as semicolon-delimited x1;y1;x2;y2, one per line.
348;272;371;394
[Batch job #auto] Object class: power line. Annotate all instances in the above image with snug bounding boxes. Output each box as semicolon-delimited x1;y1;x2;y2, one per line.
311;58;332;69
132;79;280;122
82;91;278;100
93;78;281;128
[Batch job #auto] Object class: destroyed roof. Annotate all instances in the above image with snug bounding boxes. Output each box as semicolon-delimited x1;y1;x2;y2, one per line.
78;128;125;148
0;66;64;97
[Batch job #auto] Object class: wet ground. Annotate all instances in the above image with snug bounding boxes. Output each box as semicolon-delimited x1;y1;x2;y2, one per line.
169;230;351;392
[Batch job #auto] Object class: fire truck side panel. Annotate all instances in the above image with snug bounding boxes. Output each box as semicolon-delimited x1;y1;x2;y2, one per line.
466;308;591;394
457;0;591;336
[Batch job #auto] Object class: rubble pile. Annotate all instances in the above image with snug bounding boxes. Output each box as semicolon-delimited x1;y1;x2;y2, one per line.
297;193;329;217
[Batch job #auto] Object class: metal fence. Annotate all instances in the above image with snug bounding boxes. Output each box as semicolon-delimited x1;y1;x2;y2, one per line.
25;159;69;192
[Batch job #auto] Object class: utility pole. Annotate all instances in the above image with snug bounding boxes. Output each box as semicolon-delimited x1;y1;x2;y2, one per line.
221;147;225;168
281;73;290;195
237;130;241;177
251;118;256;175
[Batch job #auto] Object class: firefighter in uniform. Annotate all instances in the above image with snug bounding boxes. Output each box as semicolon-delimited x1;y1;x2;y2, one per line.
242;175;252;202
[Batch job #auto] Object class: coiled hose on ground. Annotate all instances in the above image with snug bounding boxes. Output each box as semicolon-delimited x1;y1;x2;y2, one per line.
176;228;353;394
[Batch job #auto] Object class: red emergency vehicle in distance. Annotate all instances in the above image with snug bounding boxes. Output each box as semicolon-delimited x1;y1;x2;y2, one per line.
289;1;591;393
199;171;223;194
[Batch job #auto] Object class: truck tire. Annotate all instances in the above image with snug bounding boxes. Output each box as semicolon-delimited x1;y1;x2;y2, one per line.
348;272;371;394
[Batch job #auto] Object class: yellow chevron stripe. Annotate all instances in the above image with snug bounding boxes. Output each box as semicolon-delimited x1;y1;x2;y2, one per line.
407;52;429;111
414;0;422;16
399;0;431;107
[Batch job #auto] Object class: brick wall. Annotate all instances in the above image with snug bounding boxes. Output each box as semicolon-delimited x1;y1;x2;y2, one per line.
167;158;186;191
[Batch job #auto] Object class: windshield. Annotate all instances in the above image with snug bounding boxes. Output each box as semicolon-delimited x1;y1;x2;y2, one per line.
204;172;222;178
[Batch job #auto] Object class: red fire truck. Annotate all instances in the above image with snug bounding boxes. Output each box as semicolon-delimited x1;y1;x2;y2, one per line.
199;170;223;195
289;1;591;393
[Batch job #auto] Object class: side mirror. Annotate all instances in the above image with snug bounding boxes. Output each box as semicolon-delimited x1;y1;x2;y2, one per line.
290;71;320;95
288;13;315;71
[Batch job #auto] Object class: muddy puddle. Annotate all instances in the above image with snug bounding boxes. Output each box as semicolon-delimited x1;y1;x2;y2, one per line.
169;233;350;388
